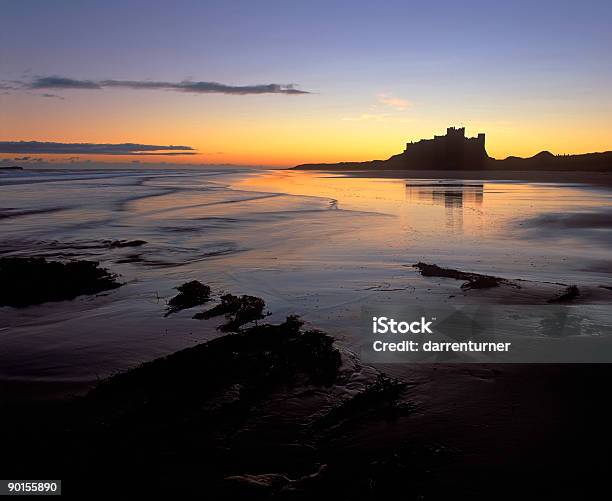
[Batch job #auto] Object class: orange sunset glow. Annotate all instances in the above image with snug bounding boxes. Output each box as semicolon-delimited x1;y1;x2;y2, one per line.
3;90;612;166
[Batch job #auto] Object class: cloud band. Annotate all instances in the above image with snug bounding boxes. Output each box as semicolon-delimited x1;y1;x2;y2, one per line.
22;76;309;95
0;141;196;155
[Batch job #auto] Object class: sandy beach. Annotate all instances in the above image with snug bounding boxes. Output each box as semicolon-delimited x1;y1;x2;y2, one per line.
2;166;612;494
2;166;612;497
316;168;612;187
2;166;612;377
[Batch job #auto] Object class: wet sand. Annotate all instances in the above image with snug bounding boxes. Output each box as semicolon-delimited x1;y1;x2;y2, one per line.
1;166;612;497
323;168;612;187
2;168;612;377
1;165;612;374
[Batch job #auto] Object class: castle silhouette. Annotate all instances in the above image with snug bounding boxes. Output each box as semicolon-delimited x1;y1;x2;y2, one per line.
294;126;612;172
401;126;488;170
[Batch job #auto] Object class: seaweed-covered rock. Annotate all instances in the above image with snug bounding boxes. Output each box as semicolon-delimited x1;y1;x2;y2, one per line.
88;315;340;409
224;473;291;498
548;284;580;303
105;239;147;248
413;262;507;290
316;374;409;430
165;280;211;316
0;257;121;307
2;309;428;499
193;293;266;331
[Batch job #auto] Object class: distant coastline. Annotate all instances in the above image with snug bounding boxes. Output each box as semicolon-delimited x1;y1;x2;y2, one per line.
293;127;612;173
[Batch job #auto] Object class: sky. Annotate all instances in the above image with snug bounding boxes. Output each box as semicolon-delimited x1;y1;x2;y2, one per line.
1;0;611;166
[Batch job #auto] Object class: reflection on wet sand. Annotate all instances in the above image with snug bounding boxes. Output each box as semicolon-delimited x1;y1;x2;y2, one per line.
406;182;484;232
2;169;612;380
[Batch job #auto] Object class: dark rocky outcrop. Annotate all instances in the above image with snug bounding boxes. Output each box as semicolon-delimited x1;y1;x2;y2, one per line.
105;239;147;248
193;293;267;330
165;280;211;316
0;257;121;307
548;284;580;303
413;262;507;290
7;312;423;499
87;315;341;409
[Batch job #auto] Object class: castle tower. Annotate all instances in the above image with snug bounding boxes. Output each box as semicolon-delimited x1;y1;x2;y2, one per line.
446;126;465;137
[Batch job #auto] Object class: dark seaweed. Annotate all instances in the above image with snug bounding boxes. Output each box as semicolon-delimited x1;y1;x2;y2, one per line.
316;374;410;430
548;284;580;303
165;280;211;316
413;262;506;289
106;239;147;248
193;293;267;331
0;257;121;307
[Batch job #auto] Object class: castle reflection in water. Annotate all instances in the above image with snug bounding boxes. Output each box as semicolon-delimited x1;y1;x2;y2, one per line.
405;182;484;232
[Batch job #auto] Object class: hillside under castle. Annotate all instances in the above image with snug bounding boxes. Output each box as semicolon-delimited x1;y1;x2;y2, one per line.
294;127;612;172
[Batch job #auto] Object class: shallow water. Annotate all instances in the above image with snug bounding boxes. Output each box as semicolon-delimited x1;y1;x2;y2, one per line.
1;167;612;380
